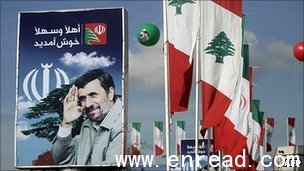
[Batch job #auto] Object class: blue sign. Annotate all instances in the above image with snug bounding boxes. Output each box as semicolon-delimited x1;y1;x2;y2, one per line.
180;139;215;171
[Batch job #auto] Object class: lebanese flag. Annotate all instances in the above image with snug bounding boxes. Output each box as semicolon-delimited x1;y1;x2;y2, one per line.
288;117;296;146
266;118;274;152
176;120;186;155
154;121;164;156
200;0;243;152
131;122;141;155
166;0;200;113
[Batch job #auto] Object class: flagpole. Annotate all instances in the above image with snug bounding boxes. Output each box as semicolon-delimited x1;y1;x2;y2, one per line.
264;117;266;153
153;122;156;166
163;0;171;170
194;0;201;169
287;117;288;146
207;128;211;170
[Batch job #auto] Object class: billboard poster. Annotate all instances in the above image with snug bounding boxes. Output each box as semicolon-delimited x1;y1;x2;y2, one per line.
15;8;128;168
180;139;215;171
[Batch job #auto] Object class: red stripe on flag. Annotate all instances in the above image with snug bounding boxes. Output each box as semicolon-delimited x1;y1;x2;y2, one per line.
168;42;193;113
289;142;296;146
214;117;247;155
215;119;251;170
177;144;181;155
260;120;265;146
288;118;295;127
132;146;140;156
212;0;242;17
267;143;272;152
201;81;232;132
155;145;164;156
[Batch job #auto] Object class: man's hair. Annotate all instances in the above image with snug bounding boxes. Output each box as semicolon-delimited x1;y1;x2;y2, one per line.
74;69;115;93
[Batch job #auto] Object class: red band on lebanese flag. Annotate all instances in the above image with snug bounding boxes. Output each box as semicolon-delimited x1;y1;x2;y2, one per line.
215;118;247;154
212;0;242;17
132;146;140;155
201;81;232;133
155;145;164;156
168;43;193;113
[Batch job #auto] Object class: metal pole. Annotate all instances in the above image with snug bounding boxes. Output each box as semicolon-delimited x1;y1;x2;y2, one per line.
163;0;171;170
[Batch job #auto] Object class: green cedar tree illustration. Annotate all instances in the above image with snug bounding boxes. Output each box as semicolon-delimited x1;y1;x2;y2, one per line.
204;31;235;64
168;0;196;15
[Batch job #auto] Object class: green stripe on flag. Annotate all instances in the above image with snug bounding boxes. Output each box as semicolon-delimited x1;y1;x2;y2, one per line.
251;99;262;124
177;120;185;130
132;122;141;132
155;121;163;131
243;44;249;80
241;14;245;57
258;112;264;127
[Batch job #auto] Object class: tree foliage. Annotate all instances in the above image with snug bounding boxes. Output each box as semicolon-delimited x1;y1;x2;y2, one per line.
22;84;85;142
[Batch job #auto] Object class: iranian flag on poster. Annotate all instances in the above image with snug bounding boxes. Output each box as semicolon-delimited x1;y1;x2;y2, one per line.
131;122;141;155
266;118;274;152
199;0;243;152
176;120;186;155
154;121;164;156
166;0;200;113
85;23;107;45
288;117;296;146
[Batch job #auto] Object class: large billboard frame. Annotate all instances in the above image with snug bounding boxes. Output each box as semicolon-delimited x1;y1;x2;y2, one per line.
14;7;128;169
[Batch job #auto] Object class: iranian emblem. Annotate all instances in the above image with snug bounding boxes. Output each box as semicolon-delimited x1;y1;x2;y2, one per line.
168;0;196;15
253;134;260;144
239;95;247;110
23;63;69;101
204;31;235;64
85;23;107;45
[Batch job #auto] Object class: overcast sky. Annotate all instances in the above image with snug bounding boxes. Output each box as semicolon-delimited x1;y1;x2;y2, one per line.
1;1;303;170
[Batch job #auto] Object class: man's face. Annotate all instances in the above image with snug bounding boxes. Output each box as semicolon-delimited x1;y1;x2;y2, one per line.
78;79;114;121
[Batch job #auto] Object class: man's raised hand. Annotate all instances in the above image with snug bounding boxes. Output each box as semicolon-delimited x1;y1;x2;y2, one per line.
61;85;84;128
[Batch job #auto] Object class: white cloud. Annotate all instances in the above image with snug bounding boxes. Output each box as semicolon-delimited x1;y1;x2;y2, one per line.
129;35;164;91
244;29;258;45
18;96;35;115
243;30;301;80
16;121;30;141
59;51;116;70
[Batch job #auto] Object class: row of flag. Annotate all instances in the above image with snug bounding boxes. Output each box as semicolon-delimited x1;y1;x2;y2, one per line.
130;118;296;157
163;0;298;170
130;121;185;156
